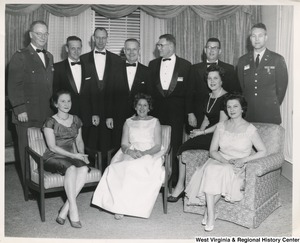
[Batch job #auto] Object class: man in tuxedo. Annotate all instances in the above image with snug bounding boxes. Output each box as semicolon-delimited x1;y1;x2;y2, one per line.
8;20;54;193
53;36;100;149
106;38;151;148
186;37;241;132
81;27;122;167
148;34;191;186
237;23;288;124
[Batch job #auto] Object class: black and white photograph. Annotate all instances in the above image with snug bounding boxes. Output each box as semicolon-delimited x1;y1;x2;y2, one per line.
2;0;299;241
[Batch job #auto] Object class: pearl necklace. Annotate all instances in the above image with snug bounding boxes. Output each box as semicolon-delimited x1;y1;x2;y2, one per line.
206;88;223;113
57;114;69;120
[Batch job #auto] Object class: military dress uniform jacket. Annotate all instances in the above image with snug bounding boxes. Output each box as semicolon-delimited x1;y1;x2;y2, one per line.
8;44;54;127
237;49;288;124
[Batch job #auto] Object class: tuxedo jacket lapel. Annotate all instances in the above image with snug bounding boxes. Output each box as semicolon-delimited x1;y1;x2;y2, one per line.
79;63;86;94
131;63;144;94
166;56;179;96
154;58;165;97
123;63;130;92
65;60;79;94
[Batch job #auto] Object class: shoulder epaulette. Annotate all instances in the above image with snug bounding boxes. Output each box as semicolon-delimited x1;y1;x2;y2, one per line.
17;48;27;53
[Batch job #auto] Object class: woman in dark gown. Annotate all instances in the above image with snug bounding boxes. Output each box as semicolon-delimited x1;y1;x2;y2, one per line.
42;90;90;228
168;65;228;202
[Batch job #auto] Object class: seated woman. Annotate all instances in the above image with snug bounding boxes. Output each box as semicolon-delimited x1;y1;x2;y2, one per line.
185;93;267;232
43;90;90;228
168;65;228;202
92;93;165;219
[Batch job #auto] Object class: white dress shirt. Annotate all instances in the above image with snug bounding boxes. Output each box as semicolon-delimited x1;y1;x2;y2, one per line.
94;48;106;80
160;54;176;90
68;58;82;93
126;61;138;90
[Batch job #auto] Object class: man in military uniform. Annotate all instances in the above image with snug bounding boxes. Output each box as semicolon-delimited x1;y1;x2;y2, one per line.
8;20;54;193
237;23;288;124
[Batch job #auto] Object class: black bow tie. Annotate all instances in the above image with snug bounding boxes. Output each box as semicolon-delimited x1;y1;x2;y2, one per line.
36;49;46;54
71;61;81;66
207;62;217;67
163;58;171;62
126;63;136;67
95;51;106;55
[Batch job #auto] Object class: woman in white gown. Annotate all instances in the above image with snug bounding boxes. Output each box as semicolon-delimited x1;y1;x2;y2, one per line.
185;93;266;231
92;93;165;219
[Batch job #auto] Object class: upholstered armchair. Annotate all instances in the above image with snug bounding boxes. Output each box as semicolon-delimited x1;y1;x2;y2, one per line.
25;127;102;222
183;123;285;228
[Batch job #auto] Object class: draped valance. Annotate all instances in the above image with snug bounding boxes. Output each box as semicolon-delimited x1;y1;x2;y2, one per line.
6;4;252;20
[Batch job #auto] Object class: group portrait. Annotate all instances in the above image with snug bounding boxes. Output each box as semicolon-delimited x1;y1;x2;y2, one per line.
2;1;298;241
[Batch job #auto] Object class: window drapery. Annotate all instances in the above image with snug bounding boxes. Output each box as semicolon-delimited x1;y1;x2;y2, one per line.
140;10;167;65
6;4;248;19
165;6;261;65
5;6;49;66
47;8;94;63
277;6;293;162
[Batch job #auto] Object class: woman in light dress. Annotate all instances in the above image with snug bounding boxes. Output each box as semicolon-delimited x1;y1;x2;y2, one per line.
168;64;228;202
92;93;165;219
185;93;266;231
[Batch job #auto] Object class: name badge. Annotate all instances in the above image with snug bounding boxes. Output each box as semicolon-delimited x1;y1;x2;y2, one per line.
177;77;184;82
85;77;91;80
244;64;250;70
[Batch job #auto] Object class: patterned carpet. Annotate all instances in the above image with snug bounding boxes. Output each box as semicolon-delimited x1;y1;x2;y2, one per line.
4;163;292;240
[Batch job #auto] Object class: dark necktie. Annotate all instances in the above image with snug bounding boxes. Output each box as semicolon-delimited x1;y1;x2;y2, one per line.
126;63;136;67
36;49;46;54
255;54;260;68
163;58;171;62
71;61;81;66
95;51;106;55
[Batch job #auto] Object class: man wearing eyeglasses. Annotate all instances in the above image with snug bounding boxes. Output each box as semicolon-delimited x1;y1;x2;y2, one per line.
148;34;191;186
81;27;122;168
237;23;288;124
8;20;54;195
105;38;152;149
53;36;100;153
186;37;241;133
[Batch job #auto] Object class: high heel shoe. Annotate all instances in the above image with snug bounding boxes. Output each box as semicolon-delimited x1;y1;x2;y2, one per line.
167;191;185;203
204;224;214;232
68;215;82;228
56;215;65;225
67;212;82;228
56;208;66;225
202;212;218;226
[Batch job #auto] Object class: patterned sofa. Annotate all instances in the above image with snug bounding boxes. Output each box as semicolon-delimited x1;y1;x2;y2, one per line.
182;123;285;228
